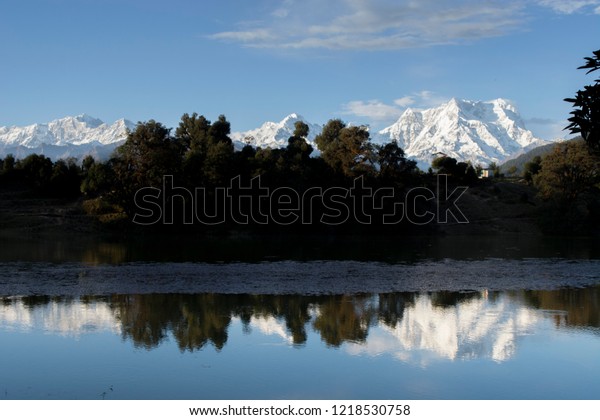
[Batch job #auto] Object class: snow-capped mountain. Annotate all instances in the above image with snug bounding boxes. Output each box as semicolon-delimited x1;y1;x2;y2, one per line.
0;114;135;161
230;113;322;149
2;101;552;167
374;98;551;168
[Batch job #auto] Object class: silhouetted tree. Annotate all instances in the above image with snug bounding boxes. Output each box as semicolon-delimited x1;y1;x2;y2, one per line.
377;141;418;183
177;113;234;187
17;154;53;190
284;123;314;182
293;120;309;138
523;155;542;184
81;159;115;197
111;120;181;214
2;154;15;174
50;158;81;197
565;49;600;149
432;155;478;183
315;120;375;178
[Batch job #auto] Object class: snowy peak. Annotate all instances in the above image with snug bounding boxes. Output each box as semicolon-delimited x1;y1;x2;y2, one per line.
376;98;550;167
231;114;322;149
0;115;135;161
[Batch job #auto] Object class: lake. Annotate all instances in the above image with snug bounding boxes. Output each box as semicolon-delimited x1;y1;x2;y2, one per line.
0;234;599;399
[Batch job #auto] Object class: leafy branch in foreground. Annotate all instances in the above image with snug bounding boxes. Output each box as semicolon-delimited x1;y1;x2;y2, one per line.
565;49;600;148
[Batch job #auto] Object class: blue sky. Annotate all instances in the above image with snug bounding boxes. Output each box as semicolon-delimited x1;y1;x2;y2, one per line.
1;0;599;139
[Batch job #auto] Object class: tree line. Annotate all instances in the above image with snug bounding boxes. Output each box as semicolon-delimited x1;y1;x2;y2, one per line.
1;49;598;233
0;112;597;233
11;288;599;351
0;114;483;232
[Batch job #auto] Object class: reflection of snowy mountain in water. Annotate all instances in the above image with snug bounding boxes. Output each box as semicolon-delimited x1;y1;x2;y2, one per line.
345;292;540;363
0;299;121;336
0;292;561;364
247;315;295;344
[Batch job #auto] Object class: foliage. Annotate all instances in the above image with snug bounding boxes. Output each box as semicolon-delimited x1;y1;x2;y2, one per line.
0;113;479;231
2;154;15;174
487;162;501;178
49;158;81;197
80;157;115;197
315;120;375;178
534;140;599;202
178;113;234;187
565;49;600;148
506;166;518;176
499;141;560;175
293;121;309;138
16;154;53;189
111;120;182;213
376;141;418;183
431;155;478;183
523;155;542;184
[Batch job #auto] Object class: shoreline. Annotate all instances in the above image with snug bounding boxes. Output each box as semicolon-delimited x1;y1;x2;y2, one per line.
2;258;600;297
0;179;549;237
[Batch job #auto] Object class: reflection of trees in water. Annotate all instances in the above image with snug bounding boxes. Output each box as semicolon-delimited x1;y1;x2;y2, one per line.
236;295;315;344
110;294;233;351
19;295;77;308
4;288;599;351
429;291;480;308
109;294;383;350
312;295;383;347
523;286;600;328
111;295;180;350
377;293;414;328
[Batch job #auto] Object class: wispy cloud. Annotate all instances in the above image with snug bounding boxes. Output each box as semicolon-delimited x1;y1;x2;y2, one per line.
209;0;600;51
342;91;449;124
533;0;600;14
209;0;527;50
524;117;569;139
342;100;405;121
209;29;276;43
271;0;295;18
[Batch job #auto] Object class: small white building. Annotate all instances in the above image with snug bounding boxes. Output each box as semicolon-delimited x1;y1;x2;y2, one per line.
480;168;493;178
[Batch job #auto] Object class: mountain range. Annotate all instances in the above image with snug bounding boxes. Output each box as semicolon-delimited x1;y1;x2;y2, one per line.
0;114;134;161
231;98;552;168
230;113;322;150
0;99;554;167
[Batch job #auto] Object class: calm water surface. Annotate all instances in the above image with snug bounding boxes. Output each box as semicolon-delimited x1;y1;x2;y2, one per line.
0;234;599;399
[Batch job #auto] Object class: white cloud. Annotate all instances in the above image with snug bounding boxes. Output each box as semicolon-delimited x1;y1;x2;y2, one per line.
534;0;600;14
272;0;295;18
342;100;405;121
210;0;600;50
393;97;415;108
342;91;450;124
405;91;450;109
210;0;526;51
209;29;275;43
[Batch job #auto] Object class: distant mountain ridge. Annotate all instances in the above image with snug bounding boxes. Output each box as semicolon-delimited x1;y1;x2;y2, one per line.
230;113;322;150
499;138;573;175
0;115;134;161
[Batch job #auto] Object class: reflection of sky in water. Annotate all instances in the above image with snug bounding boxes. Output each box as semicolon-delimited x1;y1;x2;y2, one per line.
0;292;571;363
1;291;599;399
